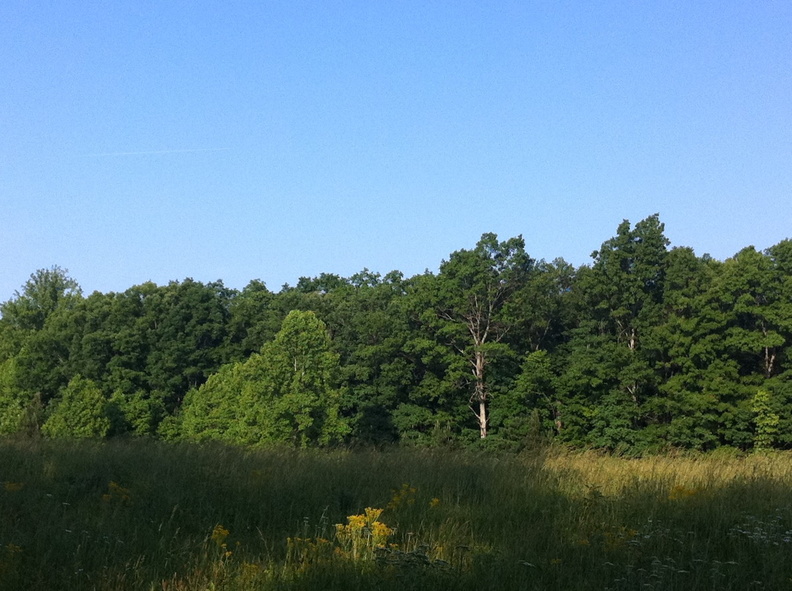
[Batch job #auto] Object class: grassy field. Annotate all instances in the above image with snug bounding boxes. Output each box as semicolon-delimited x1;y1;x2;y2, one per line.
1;439;792;590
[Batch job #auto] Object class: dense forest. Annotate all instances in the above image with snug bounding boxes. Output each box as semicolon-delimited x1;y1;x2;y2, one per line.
1;214;790;453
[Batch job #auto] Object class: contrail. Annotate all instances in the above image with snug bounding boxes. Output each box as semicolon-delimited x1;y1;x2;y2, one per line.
78;148;231;156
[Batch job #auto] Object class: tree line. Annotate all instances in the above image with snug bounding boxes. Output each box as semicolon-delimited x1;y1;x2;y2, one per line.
1;214;790;452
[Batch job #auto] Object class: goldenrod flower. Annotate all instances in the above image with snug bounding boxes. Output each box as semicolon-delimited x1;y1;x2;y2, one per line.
211;524;230;547
335;507;394;561
364;507;383;523
387;483;417;510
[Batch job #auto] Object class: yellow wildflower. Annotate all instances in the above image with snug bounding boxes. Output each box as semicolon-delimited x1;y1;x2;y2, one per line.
3;482;24;492
211;524;230;547
371;520;394;542
387;483;417;510
335;507;394;561
364;507;383;523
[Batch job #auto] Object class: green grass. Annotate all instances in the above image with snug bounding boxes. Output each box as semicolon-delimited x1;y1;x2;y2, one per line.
2;439;792;590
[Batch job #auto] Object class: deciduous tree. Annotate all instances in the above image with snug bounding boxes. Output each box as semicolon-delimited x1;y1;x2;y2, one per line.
415;234;533;438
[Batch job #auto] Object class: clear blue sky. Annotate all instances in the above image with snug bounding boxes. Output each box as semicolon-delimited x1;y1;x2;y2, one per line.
2;1;790;300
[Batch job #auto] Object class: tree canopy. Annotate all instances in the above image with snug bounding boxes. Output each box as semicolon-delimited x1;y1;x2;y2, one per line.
1;217;790;452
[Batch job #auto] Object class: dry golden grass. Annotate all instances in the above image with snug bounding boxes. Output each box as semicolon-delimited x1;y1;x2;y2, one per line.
543;447;792;495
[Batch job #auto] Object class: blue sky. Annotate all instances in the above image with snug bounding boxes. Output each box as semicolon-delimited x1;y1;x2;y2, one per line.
2;1;791;299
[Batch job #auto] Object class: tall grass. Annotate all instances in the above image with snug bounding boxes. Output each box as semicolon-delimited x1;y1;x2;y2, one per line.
1;439;791;590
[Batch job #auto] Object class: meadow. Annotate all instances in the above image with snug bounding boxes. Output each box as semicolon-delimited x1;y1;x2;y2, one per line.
1;439;792;590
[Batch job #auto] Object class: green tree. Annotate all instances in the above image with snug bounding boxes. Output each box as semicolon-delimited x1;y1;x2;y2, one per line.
138;279;234;409
179;362;247;442
508;258;577;354
648;247;721;449
181;310;349;446
0;266;82;331
585;214;668;353
41;375;110;439
245;310;349;445
12;304;75;404
676;245;791;448
0;267;83;406
394;298;466;445
752;388;779;450
414;234;533;438
557;215;670;450
317;270;415;444
490;349;558;447
224;280;282;361
715;247;786;379
107;389;167;436
0;358;24;434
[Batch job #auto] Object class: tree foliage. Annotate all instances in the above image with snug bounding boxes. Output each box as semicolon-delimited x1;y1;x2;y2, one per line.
41;375;110;439
1;216;790;451
181;310;349;446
